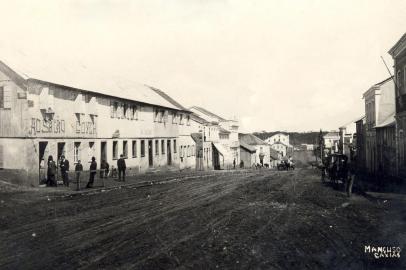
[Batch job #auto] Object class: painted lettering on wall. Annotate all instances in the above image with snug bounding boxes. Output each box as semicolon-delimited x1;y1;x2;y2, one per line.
30;118;65;135
75;121;97;135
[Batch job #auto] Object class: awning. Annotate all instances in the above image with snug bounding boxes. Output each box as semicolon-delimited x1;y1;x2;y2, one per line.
213;143;232;159
239;141;256;153
375;113;396;128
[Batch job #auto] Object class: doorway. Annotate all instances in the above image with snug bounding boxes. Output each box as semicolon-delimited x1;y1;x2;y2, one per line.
57;142;65;181
100;141;107;162
148;140;153;167
38;142;48;184
167;140;172;165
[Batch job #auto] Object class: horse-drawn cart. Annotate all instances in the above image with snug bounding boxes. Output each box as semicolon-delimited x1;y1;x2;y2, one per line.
321;153;349;189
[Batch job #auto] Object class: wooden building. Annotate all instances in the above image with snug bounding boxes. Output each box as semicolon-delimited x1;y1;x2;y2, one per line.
389;33;406;180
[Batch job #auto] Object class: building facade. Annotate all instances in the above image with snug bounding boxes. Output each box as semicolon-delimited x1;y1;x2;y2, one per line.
0;59;194;186
389;33;406;179
189;106;240;170
363;77;394;175
238;133;270;167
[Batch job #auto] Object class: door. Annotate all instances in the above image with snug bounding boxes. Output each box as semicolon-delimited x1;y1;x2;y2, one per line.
100;141;107;162
167;140;172;165
148;140;153;167
38;142;48;184
57;142;65;181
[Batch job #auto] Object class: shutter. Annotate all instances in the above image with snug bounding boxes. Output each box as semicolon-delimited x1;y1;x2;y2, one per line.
3;85;13;109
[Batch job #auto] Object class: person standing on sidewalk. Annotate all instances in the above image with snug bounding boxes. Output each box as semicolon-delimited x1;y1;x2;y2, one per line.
117;154;126;182
59;155;70;187
47;155;57;187
75;160;83;191
86;157;97;188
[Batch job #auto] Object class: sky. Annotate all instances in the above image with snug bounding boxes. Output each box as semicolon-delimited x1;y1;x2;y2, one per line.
1;0;406;132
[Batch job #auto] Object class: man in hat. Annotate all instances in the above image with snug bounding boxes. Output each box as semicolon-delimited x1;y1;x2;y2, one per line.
117;154;127;181
47;155;57;187
59;155;70;187
87;157;97;188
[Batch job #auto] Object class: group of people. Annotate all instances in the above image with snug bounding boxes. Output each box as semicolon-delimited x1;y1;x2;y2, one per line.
46;154;127;189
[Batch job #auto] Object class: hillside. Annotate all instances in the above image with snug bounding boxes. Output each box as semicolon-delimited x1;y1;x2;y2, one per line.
253;131;328;146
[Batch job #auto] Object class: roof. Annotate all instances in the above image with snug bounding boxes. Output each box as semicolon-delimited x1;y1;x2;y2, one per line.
190;133;202;143
190;113;209;124
389;33;406;57
148;86;189;112
219;127;231;134
340;116;364;129
213;143;233;158
375;113;396;128
239;133;268;145
0;51;185;111
189;106;227;122
325;131;340;137
239;141;256;153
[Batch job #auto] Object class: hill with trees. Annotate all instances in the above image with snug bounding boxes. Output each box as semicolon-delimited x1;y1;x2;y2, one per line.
253;131;328;146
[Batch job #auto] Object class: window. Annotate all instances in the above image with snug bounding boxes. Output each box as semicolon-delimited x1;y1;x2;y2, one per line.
123;140;128;158
186;115;190;126
155;140;159;155
123;104;128;119
187;146;190;157
154;109;159;122
174;140;177;153
141;140;145;157
172;112;178;124
74;142;81;163
132;140;137;158
113;101;118;117
161;140;165;154
89;142;95;158
131;105;138;120
113;141;118;159
180;146;183;158
179;114;184;125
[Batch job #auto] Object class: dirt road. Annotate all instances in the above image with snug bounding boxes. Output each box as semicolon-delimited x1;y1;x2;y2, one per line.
1;168;405;269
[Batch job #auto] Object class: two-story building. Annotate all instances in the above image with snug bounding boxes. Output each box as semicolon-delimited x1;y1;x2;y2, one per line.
265;132;293;157
362;77;395;175
0;57;193;186
189;106;240;170
389;33;406;180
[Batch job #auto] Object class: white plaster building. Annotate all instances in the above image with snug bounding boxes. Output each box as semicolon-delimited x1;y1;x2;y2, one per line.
0;57;195;186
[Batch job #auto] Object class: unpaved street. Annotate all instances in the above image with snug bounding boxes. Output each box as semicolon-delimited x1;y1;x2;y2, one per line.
1;168;405;269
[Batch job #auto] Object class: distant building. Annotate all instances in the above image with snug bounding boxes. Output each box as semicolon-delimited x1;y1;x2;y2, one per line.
300;144;314;151
265;132;290;146
323;131;340;152
238;133;270;167
338;119;357;155
189;106;240;170
265;132;292;157
355;116;366;172
389;33;406;179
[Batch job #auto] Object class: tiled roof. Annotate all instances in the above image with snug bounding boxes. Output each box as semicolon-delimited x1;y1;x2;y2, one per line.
239;141;256;153
190;113;209;124
148;86;189;111
239;133;267;145
189;106;227;121
0;51;184;111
